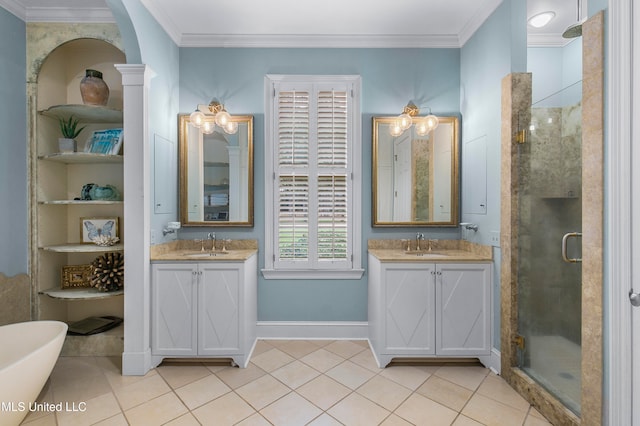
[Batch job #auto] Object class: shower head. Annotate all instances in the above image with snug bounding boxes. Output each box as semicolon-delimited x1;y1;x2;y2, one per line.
562;0;583;38
562;23;582;38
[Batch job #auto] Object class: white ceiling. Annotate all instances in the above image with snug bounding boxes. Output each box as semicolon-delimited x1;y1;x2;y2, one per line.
1;0;584;48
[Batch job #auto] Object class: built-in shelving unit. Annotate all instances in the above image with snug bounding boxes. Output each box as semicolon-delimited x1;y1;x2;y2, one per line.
31;36;126;356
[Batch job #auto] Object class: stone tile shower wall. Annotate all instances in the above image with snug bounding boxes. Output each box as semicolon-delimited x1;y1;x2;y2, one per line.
518;102;583;347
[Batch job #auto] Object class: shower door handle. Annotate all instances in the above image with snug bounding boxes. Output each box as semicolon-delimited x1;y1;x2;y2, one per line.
629;290;640;307
561;232;582;263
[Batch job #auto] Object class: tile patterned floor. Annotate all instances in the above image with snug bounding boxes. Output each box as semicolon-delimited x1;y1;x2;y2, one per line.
21;340;554;426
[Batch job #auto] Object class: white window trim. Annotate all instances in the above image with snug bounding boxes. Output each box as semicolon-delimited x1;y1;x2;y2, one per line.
262;74;363;280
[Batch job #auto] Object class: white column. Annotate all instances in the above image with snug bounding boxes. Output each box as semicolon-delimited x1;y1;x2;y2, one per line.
116;64;155;375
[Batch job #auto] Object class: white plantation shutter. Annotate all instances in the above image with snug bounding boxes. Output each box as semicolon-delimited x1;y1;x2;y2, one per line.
265;75;362;278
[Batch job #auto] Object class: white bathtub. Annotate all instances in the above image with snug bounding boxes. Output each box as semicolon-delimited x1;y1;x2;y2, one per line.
0;321;67;426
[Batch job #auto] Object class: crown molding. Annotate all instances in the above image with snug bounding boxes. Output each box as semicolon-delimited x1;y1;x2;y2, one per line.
179;34;462;49
527;33;571;47
458;0;503;46
0;0;26;20
24;6;114;23
139;0;181;46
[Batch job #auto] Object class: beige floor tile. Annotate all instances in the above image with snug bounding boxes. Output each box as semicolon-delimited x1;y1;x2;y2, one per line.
462;393;528;426
524;414;554;426
192;392;256;426
251;348;295;372
163;412;201;426
102;365;158;391
56;392;121;426
215;363;266;389
124;392;188;426
324;340;367;359
326;360;376;390
91;413;129;426
157;364;213;389
416;375;474;412
21;414;58;426
50;361;113;404
112;373;172;411
380;413;413;426
296;375;352;410
349;347;380;372
260;392;323;425
434;365;489;391
271;360;321;389
477;374;531;412
379;365;432;390
395;393;459;426
175;374;231;410
356;375;412;411
328;392;391;426
235;412;272;425
252;340;275;356
300;348;345;372
307;413;344;425
279;340;324;358
528;406;550;420
452;414;485;425
236;374;291;410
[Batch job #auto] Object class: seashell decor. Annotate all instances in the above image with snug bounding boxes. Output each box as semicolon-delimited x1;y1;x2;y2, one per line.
92;235;120;247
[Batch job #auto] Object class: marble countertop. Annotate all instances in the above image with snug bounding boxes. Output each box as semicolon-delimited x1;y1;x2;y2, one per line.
368;239;493;262
151;239;258;262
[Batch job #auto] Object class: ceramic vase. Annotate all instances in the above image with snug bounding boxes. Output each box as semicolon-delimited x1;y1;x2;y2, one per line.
80;69;109;106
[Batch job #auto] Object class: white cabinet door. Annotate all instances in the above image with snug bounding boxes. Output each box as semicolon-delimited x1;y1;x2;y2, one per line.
198;264;241;355
151;264;198;356
436;263;491;356
384;263;436;355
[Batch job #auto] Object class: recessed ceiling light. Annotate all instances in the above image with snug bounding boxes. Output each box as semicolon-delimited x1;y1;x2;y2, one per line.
528;11;556;28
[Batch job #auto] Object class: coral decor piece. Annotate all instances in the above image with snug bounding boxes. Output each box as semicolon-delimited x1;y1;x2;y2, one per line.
90;252;124;292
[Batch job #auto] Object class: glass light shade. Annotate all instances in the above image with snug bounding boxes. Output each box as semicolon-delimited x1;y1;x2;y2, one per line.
223;121;238;134
424;114;439;131
215;110;231;127
190;110;205;128
398;113;413;130
414;118;430;136
202;121;215;134
528;11;555;28
389;121;404;137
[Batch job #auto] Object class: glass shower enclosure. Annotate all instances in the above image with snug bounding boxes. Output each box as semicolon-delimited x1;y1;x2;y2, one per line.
516;81;583;415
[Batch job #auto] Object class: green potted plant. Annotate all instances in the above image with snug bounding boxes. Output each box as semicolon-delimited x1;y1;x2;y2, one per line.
58;115;85;153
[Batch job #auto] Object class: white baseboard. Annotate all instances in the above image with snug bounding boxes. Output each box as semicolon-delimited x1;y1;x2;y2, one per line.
256;321;368;340
478;348;501;375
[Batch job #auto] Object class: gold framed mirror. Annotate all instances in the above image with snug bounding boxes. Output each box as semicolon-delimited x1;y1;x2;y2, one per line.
179;114;254;227
372;116;459;227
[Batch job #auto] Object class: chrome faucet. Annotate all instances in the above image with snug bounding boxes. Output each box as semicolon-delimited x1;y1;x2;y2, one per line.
416;233;425;251
207;232;216;252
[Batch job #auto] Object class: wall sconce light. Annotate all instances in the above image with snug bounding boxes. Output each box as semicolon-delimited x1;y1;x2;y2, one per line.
190;101;238;135
390;102;439;137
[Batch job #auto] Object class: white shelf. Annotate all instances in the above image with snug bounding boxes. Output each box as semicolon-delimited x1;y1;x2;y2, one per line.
39;152;123;164
41;243;124;253
40;287;123;300
39;104;123;123
39;200;123;205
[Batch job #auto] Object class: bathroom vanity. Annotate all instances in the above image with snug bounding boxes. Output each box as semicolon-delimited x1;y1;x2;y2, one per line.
367;240;492;368
150;240;257;368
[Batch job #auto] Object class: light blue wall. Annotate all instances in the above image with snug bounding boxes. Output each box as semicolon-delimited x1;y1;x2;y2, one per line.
178;48;461;321
528;39;582;106
0;8;27;276
460;0;527;349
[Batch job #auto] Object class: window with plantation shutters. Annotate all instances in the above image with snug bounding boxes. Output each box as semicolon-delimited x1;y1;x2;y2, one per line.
264;75;363;279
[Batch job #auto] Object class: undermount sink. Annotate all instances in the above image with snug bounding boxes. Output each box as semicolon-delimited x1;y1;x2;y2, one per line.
181;251;229;258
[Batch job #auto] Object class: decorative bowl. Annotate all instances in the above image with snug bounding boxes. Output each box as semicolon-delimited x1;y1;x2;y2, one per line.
92;235;120;247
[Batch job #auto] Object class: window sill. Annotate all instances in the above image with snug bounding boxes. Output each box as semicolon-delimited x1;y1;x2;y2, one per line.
261;269;365;280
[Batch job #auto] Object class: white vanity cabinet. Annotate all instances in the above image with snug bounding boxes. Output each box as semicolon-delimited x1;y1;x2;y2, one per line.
151;254;257;367
368;254;492;368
